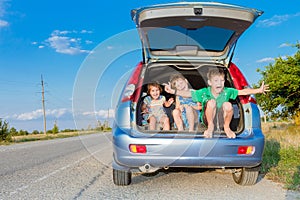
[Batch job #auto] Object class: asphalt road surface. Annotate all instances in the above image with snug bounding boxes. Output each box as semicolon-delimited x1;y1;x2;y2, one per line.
0;133;299;199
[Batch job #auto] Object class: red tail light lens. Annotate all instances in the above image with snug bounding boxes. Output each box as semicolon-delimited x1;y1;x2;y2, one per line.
121;62;143;103
237;146;255;155
129;144;147;154
228;63;249;90
228;63;257;104
238;94;257;104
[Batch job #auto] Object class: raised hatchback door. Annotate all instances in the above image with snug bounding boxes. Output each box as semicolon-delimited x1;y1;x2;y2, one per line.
131;2;263;63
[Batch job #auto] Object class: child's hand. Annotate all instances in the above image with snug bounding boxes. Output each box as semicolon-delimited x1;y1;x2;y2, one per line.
179;105;184;112
163;82;175;94
141;107;149;114
196;102;202;110
168;97;174;104
260;81;270;94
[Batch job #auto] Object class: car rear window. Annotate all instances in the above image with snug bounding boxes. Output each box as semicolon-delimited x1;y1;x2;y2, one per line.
146;26;235;52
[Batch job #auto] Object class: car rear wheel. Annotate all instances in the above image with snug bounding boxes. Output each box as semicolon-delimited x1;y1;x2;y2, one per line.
232;165;260;186
113;168;132;186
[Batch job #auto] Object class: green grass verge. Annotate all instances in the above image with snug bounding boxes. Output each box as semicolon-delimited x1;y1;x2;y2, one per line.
0;130;107;145
261;123;300;191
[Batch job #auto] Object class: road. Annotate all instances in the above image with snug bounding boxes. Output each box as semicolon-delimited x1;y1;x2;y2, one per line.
0;133;299;200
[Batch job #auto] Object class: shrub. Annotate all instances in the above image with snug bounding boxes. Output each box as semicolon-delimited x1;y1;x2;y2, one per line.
9;127;18;136
0;119;12;142
19;129;29;136
294;111;300;125
32;130;40;135
52;124;59;134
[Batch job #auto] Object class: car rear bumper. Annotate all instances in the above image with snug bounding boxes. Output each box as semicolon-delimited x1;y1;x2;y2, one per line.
112;127;265;171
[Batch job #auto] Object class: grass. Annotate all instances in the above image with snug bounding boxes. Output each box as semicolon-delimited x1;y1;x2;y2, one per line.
0;130;100;144
261;122;300;191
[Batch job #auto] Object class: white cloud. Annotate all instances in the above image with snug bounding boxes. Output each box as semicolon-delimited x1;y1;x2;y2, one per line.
46;34;89;55
257;15;289;27
256;57;275;63
36;29;94;55
5;108;114;131
8;108;70;121
0;0;9;28
85;40;93;44
32;41;45;49
82;109;115;118
280;55;287;60
55;30;71;35
279;43;291;48
0;19;8;27
81;30;93;34
257;12;300;27
16;109;43;120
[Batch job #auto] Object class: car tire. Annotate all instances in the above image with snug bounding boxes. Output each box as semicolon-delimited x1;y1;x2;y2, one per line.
113;168;132;186
232;165;260;186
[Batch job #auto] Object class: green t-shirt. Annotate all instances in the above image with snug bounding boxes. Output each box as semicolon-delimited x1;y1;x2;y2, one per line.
191;87;238;121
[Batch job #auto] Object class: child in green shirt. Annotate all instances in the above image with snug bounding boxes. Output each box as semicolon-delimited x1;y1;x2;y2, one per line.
164;68;269;138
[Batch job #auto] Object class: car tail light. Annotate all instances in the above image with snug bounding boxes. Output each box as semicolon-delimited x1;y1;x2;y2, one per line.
129;144;147;154
121;62;143;103
237;146;255;155
238;94;257;104
228;63;257;104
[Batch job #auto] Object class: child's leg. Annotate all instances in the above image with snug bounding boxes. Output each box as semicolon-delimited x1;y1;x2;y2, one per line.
204;99;216;138
185;105;195;131
222;102;235;138
161;116;170;130
148;116;156;130
173;109;184;131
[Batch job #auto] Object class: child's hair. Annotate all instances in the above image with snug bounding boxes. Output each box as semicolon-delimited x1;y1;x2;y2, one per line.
147;82;162;94
170;74;186;89
207;68;225;80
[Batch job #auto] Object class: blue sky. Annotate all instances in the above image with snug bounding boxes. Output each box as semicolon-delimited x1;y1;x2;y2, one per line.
0;0;299;132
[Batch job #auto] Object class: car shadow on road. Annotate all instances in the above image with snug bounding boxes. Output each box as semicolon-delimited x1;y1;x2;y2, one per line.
132;168;213;185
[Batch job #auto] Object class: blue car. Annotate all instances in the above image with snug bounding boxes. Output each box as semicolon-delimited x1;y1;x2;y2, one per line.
113;2;264;186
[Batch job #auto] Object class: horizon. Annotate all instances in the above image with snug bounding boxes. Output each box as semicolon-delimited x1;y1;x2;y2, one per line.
1;0;299;132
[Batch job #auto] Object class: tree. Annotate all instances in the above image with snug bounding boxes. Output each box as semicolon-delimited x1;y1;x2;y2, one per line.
32;130;40;135
19;129;29;136
255;43;300;122
52;123;59;134
0;119;12;142
9;127;18;136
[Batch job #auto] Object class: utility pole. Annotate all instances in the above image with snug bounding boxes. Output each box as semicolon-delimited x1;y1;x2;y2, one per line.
41;75;47;134
107;108;109;128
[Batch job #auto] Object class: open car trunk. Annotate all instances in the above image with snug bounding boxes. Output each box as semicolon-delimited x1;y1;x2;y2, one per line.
135;62;244;136
132;2;263;64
